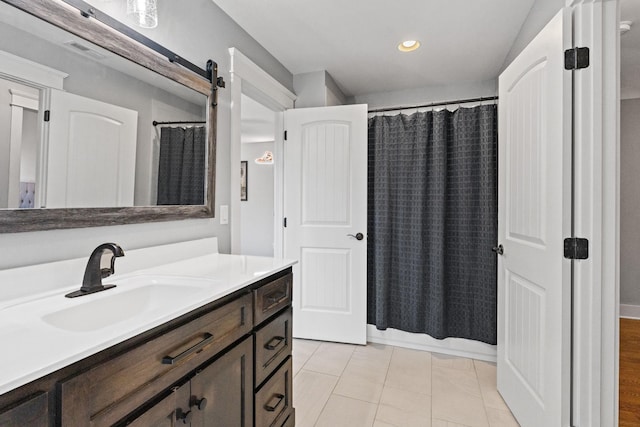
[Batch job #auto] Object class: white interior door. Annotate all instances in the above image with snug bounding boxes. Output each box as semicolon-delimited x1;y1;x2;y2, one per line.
497;9;572;427
45;89;137;208
284;104;367;345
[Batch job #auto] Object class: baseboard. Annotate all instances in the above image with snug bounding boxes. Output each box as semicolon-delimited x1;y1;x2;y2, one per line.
366;325;497;362
620;304;640;319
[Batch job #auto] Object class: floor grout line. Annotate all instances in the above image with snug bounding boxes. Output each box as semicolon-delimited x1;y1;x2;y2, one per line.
294;340;517;427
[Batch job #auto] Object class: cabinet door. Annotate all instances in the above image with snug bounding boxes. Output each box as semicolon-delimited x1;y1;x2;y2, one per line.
121;385;190;427
0;392;48;427
190;337;253;427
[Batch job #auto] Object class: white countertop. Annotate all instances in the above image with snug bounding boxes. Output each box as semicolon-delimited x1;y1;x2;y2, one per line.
0;253;296;395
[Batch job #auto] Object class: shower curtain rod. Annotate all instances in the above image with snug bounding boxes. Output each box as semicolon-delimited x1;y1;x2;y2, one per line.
367;96;499;114
153;120;206;126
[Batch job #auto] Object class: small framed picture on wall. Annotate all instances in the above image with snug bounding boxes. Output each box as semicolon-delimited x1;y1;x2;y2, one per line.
240;161;248;201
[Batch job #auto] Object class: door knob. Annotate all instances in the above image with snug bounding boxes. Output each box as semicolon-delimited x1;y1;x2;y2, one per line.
492;244;504;255
347;233;364;241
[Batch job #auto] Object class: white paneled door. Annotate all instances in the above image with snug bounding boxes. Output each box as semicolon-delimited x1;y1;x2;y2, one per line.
284;105;367;345
46;89;138;208
497;9;572;427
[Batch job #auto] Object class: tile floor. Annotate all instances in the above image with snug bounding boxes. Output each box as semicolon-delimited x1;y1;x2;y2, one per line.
292;339;520;427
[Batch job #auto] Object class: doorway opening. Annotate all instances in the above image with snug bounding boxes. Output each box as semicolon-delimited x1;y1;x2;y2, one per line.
619;1;640;423
239;94;277;257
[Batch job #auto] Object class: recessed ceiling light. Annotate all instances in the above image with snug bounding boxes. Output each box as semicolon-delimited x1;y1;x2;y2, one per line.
398;40;421;52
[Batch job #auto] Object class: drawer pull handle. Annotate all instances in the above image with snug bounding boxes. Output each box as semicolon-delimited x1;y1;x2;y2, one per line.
265;336;285;350
162;333;214;365
264;393;285;412
265;290;287;308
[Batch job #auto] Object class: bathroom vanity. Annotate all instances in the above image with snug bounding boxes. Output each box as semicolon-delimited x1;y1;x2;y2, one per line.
0;241;295;426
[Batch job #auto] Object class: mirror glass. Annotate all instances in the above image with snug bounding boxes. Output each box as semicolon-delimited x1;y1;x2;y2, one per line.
0;2;209;210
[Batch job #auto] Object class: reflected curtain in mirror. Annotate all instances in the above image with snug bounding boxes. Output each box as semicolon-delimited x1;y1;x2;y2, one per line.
157;126;206;205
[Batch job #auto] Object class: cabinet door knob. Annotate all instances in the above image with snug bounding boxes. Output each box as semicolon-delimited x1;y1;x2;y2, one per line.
176;409;192;424
195;397;208;411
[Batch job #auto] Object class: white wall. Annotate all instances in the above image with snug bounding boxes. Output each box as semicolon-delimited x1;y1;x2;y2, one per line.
621;98;640;307
352;79;498;110
293;70;347;108
240;142;275;256
0;0;293;271
19;109;38;183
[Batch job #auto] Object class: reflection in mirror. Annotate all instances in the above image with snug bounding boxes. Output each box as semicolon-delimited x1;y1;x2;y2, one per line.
0;1;208;210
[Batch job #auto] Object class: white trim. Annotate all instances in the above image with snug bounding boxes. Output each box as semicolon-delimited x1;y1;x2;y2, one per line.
228;48;296;256
7;89;40;209
0;50;67;90
10;89;39;111
228;48;296;109
620;304;640;319
367;326;497;362
570;1;619;426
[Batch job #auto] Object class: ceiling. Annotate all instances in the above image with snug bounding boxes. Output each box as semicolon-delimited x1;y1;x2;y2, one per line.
212;0;536;97
621;0;640;99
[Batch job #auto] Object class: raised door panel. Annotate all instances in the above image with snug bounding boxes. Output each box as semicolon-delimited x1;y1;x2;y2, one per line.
189;337;253;427
300;122;351;225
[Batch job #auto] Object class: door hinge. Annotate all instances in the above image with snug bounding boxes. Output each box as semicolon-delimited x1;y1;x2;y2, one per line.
564;237;589;260
284;130;287;141
283;217;287;228
44;110;50;122
564;47;590;70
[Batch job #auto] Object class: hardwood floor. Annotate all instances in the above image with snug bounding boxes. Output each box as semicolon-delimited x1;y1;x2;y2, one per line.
620;318;640;427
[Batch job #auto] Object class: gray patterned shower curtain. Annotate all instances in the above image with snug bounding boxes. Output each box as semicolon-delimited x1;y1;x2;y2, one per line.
367;105;498;344
157;126;206;205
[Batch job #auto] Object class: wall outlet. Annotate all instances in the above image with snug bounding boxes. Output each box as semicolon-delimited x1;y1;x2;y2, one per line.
220;205;229;225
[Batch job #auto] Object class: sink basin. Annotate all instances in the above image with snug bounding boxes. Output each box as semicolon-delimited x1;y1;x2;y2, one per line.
41;276;215;332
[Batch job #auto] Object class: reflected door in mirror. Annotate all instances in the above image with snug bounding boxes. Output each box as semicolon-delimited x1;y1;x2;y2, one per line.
46;89;138;208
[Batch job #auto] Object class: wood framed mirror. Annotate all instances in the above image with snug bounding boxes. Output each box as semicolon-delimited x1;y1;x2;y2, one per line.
0;0;218;232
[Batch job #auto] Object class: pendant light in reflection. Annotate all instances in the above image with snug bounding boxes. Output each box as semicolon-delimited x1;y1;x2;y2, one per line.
255;151;274;165
127;0;158;29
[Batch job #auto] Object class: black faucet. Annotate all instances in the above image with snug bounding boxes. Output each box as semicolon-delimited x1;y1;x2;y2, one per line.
65;243;125;298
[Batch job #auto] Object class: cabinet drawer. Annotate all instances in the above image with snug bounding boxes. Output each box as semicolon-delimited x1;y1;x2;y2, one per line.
255;357;292;427
254;273;292;326
255;308;292;386
280;412;295;427
60;293;252;427
0;392;48;427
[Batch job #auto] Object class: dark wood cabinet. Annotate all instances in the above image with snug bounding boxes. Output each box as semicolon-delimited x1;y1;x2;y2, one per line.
123;385;190;427
0;392;48;427
190;337;253;427
0;268;294;427
255;358;293;427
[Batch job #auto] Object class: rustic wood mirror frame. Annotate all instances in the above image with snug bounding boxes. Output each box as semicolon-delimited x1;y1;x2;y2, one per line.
0;0;218;233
